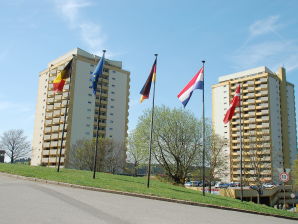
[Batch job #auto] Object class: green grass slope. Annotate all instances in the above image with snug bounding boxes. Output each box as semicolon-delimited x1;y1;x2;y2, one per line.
0;163;297;219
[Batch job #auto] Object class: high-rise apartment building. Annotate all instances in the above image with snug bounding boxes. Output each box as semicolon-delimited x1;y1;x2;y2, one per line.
212;66;297;184
31;48;130;167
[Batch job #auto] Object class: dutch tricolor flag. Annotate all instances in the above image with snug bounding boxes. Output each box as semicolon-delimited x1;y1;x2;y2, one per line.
177;67;204;107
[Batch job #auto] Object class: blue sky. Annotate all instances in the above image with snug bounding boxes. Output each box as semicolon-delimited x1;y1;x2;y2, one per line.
0;0;297;145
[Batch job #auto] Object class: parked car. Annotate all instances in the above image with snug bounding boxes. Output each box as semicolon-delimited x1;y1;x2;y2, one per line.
262;183;275;188
184;181;201;187
215;182;229;188
229;182;240;187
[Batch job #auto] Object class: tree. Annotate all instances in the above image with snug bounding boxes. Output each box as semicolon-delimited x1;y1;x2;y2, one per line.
0;129;30;163
243;131;271;203
104;141;126;174
66;139;101;171
127;130;148;176
133;106;204;184
205;131;228;192
66;138;126;173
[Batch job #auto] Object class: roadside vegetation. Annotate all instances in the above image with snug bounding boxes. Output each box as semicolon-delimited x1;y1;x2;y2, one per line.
0;163;297;219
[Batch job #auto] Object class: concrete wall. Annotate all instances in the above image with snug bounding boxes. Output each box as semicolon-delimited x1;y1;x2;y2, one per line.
69;59;95;146
286;84;297;168
268;76;283;183
105;69;129;145
212;84;231;182
31;70;48;165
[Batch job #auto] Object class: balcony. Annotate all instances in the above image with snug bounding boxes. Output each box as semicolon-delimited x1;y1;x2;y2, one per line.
51;126;59;132
42;150;50;156
261;85;268;90
44;127;51;134
49;157;57;163
43;142;50;148
46;105;54;112
50;141;58;147
41;158;49;163
47;98;54;104
44;135;51;141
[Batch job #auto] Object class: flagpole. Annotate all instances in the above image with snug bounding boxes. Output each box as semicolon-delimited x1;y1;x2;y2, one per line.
93;50;106;179
147;54;158;188
57;57;74;172
202;60;206;196
239;84;244;201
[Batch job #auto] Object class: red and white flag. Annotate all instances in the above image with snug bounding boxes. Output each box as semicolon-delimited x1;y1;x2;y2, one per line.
223;85;241;124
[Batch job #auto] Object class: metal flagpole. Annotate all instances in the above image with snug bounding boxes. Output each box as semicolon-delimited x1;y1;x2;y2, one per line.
147;54;158;188
93;50;106;179
57;57;74;172
239;84;244;201
202;60;206;196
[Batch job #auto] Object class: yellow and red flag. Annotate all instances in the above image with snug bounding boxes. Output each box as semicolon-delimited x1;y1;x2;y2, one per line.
139;59;157;103
53;59;73;92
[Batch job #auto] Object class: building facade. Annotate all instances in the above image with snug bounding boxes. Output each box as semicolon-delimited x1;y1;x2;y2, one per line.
212;66;297;184
31;48;130;167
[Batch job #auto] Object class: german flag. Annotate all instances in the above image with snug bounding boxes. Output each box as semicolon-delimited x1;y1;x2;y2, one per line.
139;59;157;103
53;59;73;92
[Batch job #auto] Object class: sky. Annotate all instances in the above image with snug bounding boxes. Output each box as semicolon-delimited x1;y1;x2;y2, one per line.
0;0;297;148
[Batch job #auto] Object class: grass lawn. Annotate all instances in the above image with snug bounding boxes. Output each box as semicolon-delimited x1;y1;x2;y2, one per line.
0;163;297;219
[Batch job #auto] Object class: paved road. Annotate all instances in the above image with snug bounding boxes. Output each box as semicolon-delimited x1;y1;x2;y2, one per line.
0;174;296;224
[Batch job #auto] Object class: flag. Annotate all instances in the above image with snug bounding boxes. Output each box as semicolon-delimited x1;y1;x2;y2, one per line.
91;53;105;95
53;59;73;92
223;85;241;124
177;67;204;107
139;59;157;103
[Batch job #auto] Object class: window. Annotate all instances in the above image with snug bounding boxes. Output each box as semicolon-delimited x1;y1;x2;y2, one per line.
110;113;114;115
111;98;115;101
87;109;91;112
112;84;115;87
111;91;115;94
112;77;116;80
88;101;91;104
109;128;113;130
88;93;92;96
111;105;114;108
110;120;114;123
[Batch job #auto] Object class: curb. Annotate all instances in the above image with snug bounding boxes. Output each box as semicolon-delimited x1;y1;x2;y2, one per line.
1;172;297;221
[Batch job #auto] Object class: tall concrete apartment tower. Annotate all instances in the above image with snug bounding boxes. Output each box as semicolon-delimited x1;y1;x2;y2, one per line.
31;48;130;167
212;66;297;184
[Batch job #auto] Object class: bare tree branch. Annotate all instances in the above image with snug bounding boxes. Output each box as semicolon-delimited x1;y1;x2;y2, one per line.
0;129;30;163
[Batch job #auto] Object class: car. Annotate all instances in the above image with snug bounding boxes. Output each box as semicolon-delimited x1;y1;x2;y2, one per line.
262;183;275;188
215;182;229;188
229;182;240;187
184;182;192;187
184;181;201;187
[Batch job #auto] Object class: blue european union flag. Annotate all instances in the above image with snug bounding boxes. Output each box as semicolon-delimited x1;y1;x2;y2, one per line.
91;53;105;95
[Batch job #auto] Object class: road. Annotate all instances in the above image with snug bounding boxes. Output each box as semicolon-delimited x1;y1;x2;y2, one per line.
0;173;295;224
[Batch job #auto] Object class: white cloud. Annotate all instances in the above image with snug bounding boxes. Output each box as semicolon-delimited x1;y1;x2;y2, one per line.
79;22;106;54
54;0;105;54
282;53;298;72
249;16;280;38
231;16;298;72
232;41;291;69
58;0;91;25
